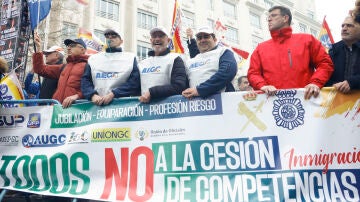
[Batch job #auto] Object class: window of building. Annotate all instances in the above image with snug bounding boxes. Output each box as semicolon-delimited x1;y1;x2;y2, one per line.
208;0;214;10
223;1;236;19
182;10;195;29
137;42;152;61
207;19;214;28
94;30;106;44
307;10;314;20
310;28;318;37
225;26;238;43
252;35;263;50
249;12;261;29
62;22;77;43
264;0;273;9
95;0;119;21
137;10;157;30
299;23;307;33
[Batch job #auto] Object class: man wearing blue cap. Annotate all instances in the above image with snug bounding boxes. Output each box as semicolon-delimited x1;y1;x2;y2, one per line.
33;32;89;108
81;28;140;105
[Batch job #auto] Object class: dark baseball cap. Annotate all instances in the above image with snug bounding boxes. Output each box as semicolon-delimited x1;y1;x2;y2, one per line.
64;38;87;49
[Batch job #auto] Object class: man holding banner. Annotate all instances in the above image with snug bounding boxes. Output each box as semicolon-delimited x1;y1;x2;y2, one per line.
326;15;360;92
33;33;89;108
182;26;237;98
248;6;334;99
81;28;140;106
138;26;188;103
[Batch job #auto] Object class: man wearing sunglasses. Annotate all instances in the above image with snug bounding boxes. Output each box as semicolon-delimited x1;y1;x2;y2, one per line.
81;28;140;106
33;33;89;108
247;6;333;100
138;26;188;103
182;26;237;99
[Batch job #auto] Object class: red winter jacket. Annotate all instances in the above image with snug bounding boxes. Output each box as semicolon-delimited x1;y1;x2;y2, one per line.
33;53;89;103
248;27;334;90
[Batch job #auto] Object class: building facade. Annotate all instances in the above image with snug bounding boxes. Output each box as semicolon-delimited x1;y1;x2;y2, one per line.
36;0;321;74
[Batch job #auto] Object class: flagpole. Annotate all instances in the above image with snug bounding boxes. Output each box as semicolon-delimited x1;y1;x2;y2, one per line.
36;0;40;32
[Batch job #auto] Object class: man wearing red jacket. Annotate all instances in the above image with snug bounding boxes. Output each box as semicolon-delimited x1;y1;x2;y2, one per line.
33;33;89;108
247;6;334;99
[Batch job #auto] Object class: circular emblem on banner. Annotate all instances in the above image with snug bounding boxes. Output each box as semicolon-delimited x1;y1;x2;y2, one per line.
272;90;305;130
22;134;34;148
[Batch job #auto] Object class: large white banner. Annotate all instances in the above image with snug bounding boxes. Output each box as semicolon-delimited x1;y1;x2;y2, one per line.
0;89;359;201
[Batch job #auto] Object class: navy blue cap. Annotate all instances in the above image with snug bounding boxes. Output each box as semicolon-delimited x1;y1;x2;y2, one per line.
64;38;87;49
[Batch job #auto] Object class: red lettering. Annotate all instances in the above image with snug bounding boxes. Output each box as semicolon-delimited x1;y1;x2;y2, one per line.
101;148;129;200
128;146;154;201
101;147;154;201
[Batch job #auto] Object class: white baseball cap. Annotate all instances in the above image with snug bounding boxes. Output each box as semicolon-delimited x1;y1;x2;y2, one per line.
196;26;214;36
43;46;65;56
150;26;169;37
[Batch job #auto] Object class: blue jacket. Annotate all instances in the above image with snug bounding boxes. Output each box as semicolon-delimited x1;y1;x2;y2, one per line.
187;41;237;96
24;73;40;99
81;47;141;100
326;40;360;90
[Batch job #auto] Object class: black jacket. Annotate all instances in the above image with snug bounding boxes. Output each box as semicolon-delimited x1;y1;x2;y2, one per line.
326;40;360;90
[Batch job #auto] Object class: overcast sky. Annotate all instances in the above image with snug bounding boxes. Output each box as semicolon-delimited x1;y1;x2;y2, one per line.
315;0;355;42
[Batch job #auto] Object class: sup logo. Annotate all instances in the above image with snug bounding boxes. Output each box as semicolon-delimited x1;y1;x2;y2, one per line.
22;134;66;148
272;90;305;130
0;115;24;128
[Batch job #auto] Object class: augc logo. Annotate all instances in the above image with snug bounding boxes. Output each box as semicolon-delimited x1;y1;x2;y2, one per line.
22;134;66;148
142;66;161;73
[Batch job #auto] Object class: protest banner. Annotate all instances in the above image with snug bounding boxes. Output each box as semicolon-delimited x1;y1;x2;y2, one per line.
0;89;359;201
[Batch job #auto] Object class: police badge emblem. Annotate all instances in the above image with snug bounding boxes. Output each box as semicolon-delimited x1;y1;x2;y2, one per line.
272;90;305;130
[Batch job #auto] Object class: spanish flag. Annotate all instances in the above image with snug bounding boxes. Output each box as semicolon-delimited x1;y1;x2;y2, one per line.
169;0;184;53
318;16;334;53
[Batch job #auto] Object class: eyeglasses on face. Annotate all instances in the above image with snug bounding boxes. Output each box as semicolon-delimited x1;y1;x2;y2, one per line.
267;13;282;20
196;34;212;40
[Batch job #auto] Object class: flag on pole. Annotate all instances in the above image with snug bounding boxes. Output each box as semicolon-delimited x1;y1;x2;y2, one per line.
214;19;227;39
215;19;227;32
77;28;104;55
169;0;185;53
318;16;334;52
28;0;52;30
218;40;249;69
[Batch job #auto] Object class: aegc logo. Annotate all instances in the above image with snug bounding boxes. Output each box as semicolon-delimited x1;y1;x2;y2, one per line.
22;134;66;148
0;115;25;128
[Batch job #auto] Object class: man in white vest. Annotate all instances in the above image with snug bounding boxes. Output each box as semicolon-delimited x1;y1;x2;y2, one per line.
182;26;237;98
81;28;140;105
138;26;188;103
